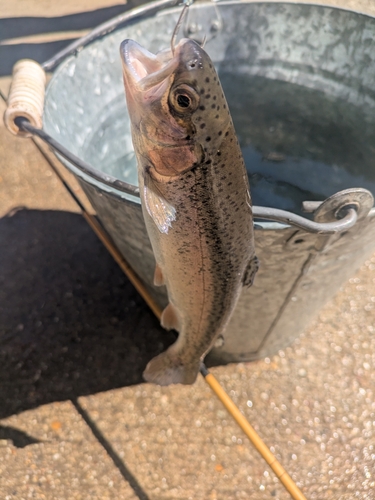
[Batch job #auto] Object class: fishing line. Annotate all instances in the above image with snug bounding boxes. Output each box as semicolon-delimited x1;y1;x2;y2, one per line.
171;2;189;55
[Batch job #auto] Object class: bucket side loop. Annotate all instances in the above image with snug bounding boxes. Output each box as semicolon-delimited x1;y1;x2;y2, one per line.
253;204;359;234
312;188;374;224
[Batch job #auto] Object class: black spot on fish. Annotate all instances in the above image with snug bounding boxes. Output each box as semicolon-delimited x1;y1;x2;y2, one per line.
218;131;222;136
200;88;205;94
225;131;229;137
217;105;220;110
223;104;226;109
213;96;217;100
217;151;221;156
211;104;216;109
205;94;211;99
206;137;211;142
205;77;210;83
199;105;205;111
215;114;219;119
200;123;206;129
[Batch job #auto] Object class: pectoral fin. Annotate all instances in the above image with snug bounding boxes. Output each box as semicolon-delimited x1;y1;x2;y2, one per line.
144;175;176;234
154;263;165;287
243;256;259;287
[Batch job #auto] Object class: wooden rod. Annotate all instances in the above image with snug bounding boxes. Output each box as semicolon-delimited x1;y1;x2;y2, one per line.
203;372;307;500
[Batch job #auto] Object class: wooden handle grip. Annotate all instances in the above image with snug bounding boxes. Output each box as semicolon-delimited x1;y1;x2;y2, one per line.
4;59;46;137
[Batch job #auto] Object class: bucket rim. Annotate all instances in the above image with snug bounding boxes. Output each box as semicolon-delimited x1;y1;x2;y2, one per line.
42;0;375;72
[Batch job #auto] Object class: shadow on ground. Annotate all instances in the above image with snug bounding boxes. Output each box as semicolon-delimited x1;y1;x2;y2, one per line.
0;209;176;419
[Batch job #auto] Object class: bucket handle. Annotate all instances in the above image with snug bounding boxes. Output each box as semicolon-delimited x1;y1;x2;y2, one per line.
9;116;374;235
1;56;372;235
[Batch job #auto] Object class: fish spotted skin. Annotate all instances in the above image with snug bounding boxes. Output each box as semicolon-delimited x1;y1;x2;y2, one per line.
121;38;258;385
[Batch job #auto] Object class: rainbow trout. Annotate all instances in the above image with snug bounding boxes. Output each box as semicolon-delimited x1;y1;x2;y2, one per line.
120;37;258;385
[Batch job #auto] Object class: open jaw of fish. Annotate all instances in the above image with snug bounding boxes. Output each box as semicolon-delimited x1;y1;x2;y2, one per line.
120;37;258;386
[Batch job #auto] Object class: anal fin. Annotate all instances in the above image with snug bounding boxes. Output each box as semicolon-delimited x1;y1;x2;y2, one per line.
154;263;165;287
243;255;259;287
161;303;180;331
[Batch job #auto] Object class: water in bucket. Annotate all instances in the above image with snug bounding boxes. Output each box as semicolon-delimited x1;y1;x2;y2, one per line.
82;72;375;217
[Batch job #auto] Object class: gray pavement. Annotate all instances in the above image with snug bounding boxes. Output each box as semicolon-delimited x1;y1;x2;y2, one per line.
1;1;375;499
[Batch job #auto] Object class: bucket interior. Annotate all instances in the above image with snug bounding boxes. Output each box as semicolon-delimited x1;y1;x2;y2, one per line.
44;1;375;216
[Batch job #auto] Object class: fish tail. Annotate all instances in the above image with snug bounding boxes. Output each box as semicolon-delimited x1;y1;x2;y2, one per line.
143;347;200;386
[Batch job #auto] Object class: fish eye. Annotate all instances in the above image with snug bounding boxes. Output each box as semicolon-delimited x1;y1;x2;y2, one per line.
169;84;199;113
177;94;191;108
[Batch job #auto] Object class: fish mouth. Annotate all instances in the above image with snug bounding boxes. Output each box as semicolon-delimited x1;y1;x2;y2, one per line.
120;39;180;91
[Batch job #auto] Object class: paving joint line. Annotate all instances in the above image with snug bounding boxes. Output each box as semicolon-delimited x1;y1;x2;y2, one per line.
71;398;151;500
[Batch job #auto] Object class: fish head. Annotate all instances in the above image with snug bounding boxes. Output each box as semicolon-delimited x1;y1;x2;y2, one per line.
120;38;230;179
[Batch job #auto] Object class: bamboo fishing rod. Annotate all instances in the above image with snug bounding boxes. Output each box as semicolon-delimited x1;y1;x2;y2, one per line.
26;136;307;500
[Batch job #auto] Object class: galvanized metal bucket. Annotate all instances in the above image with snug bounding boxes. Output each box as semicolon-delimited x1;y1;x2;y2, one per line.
43;1;375;363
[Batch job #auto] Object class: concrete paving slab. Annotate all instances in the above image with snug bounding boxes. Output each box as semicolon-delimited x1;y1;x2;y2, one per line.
0;0;127;18
1;1;375;500
78;256;375;499
78;379;290;500
0;401;139;499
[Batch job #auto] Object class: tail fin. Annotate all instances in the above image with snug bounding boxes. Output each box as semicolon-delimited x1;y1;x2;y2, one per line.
143;348;200;386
